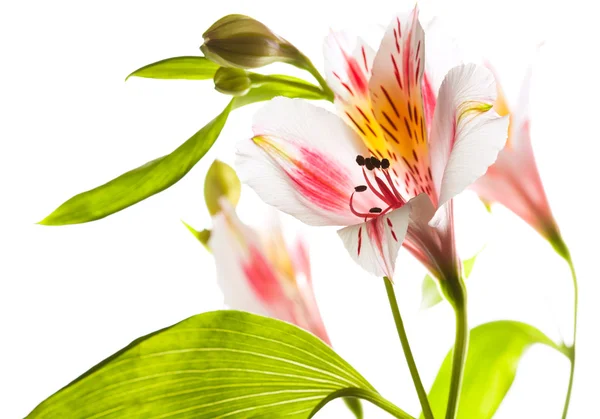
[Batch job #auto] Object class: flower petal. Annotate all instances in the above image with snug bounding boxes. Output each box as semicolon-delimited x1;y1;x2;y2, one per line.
421;17;464;127
237;97;375;226
471;123;558;240
429;64;509;210
337;202;413;279
210;202;332;344
209;204;274;317
404;195;458;280
323;30;389;155
324;30;375;104
369;6;435;201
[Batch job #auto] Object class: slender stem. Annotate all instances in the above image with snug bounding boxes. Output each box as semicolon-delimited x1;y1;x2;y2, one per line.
560;252;578;419
249;73;328;99
383;277;434;419
294;52;334;102
445;298;468;419
306;65;334;101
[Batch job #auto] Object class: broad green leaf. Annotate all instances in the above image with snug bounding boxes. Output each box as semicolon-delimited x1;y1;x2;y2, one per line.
40;79;326;225
420;249;483;309
422;320;567;419
204;160;241;216
126;56;219;80
27;311;407;419
182;221;211;250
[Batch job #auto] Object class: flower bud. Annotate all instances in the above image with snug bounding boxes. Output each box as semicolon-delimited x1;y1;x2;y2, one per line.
200;14;302;69
204;160;241;216
213;67;252;96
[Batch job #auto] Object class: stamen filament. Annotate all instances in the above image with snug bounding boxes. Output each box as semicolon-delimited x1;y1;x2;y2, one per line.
362;168;389;203
349;193;379;219
375;176;399;205
382;170;405;203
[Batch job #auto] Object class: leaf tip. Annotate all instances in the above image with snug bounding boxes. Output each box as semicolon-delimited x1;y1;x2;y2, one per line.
36;214;56;226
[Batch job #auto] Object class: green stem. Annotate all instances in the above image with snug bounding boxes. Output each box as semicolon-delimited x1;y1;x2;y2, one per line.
249;73;328;99
294;52;334;102
383;277;434;419
560;249;578;419
445;296;468;419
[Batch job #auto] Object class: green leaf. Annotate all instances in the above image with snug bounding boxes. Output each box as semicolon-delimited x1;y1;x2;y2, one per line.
39;102;232;226
480;197;493;213
182;221;211;250
462;251;479;278
126;56;220;80
40;79;326;226
344;396;364;419
423;320;567;419
27;311;409;419
204;160;241;216
420;275;443;309
420;248;483;309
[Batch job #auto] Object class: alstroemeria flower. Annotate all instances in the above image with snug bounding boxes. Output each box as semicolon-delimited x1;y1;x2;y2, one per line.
209;200;330;344
471;65;561;243
237;6;508;280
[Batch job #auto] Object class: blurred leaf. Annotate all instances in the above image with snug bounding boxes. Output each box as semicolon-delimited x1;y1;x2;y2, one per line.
480;197;493;213
420;249;483;309
27;311;403;419
344;397;364;419
126;56;219;80
40;79;326;226
420;275;443;309
204;160;241;216
182;220;211;250
422;321;566;419
462;251;479;278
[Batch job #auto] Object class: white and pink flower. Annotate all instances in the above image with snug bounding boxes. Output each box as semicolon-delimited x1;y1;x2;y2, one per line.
471;64;561;244
209;200;330;344
237;6;509;281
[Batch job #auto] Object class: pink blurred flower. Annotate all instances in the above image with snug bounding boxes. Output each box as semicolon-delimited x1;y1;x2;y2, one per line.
470;64;562;245
209;200;330;344
237;6;508;281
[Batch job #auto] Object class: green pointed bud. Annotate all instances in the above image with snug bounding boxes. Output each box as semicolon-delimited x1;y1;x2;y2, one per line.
204;160;241;216
201;14;302;69
213;67;252;96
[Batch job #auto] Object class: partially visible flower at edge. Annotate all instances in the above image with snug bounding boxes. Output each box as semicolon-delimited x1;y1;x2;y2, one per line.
470;62;565;252
236;6;509;285
208;199;330;345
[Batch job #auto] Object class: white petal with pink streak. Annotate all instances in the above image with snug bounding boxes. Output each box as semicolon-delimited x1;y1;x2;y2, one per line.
237;97;374;226
209;206;269;317
324;30;376;103
429;64;509;211
337;198;420;279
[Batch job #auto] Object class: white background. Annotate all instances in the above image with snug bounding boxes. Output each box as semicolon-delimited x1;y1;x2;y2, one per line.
1;0;598;418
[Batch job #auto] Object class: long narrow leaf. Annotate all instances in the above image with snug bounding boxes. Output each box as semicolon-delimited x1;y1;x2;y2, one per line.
126;56;219;80
40;79;325;225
